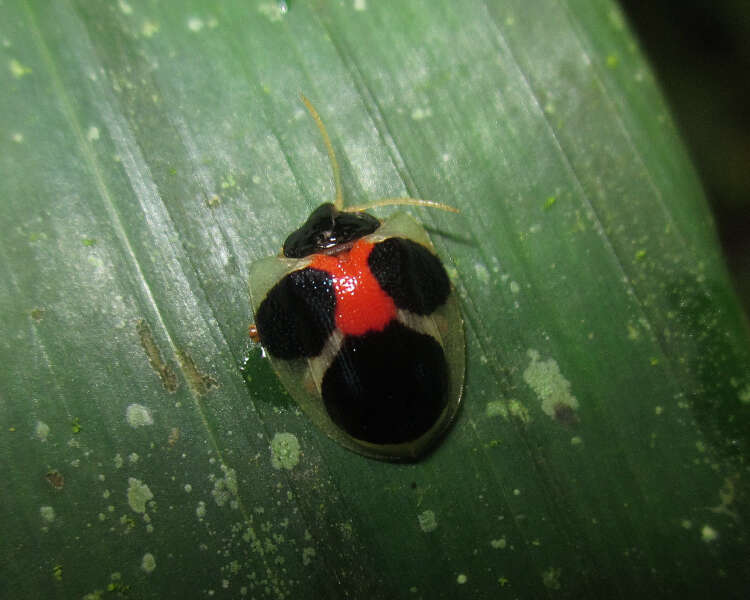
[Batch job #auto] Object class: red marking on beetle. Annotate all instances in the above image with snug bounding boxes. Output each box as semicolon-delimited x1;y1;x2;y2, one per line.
310;240;395;336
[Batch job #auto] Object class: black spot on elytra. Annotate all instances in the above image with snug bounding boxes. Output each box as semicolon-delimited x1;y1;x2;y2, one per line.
322;321;448;444
256;267;335;359
368;237;450;315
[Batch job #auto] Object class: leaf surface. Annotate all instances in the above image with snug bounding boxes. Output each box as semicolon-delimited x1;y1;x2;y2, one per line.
1;1;748;598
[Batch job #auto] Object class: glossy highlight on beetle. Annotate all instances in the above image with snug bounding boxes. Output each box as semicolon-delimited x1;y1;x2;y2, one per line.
248;96;464;461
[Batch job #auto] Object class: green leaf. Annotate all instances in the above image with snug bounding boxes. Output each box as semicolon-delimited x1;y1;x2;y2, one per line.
1;1;748;598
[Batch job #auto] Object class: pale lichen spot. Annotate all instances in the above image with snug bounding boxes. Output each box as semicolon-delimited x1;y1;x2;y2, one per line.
509;280;520;294
270;432;301;470
570;435;583;446
709;477;739;521
12;132;24;143
127;477;154;514
87;255;104;271
701;524;718;543
258;2;285;22
184;484;192;493
474;262;490;285
302;547;316;565
126;403;153;428
118;0;133;14
608;7;625;30
353;0;367;11
34;420;50;442
542;567;562;590
86;126;100;142
141;552;156;573
417;510;437;533
114;453;124;469
490;537;506;549
523;349;579;422
456;573;467;584
187;16;204;31
196;500;207;520
507;399;530;423
251;174;261;184
9;58;32;78
411;107;433;120
738;384;750;405
626;321;639;340
211;464;238;507
40;505;56;522
485;400;508;419
142;20;160;37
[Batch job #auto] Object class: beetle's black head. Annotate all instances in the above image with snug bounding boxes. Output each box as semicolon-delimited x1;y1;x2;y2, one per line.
282;203;381;258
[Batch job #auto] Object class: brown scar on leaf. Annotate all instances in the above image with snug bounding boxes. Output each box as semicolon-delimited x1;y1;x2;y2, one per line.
136;319;178;392
46;469;64;489
553;403;580;426
177;350;218;396
167;427;180;447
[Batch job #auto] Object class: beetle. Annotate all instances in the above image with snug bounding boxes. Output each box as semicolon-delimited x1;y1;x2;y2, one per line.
248;96;464;461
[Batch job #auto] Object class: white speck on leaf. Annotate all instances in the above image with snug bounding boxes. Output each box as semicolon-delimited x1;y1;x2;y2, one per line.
127;478;153;514
141;552;156;573
417;510;437;533
187;17;204;31
701;524;718;542
34;421;50;441
126;403;153;428
523;349;579;419
270;433;301;470
474;262;490;285
411;107;433;120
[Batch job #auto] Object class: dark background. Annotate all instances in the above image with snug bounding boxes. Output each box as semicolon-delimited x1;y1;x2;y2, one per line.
621;1;750;316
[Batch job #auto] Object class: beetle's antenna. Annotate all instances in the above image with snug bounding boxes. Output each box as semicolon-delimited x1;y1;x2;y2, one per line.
300;94;344;211
346;197;459;214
